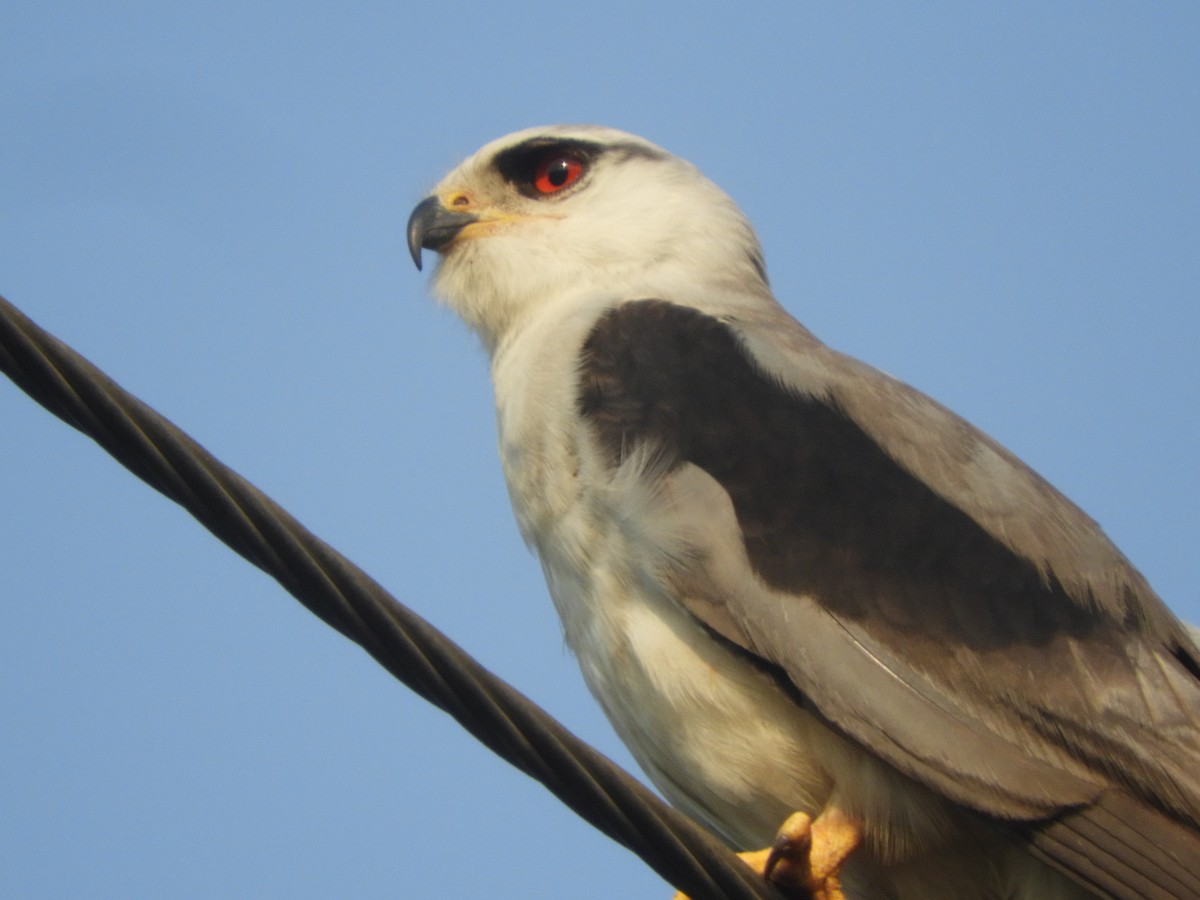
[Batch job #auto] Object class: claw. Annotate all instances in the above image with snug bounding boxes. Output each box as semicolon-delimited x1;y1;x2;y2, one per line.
763;812;816;892
672;808;860;900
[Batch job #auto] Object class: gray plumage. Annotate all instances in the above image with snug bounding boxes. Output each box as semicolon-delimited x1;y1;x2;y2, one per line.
409;125;1200;899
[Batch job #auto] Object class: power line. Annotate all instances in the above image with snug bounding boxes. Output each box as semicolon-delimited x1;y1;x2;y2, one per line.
0;293;780;900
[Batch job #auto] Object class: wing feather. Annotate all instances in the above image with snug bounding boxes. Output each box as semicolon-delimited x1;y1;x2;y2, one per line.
576;298;1200;898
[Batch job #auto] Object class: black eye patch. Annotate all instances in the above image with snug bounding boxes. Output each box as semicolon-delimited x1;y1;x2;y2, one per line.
493;137;605;197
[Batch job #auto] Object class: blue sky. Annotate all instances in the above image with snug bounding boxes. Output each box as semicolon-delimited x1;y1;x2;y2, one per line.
2;4;1197;898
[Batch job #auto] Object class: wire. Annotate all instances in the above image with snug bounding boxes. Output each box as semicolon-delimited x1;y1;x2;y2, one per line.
0;293;781;900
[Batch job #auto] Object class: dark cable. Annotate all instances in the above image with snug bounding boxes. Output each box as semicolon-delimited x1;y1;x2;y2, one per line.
0;294;781;900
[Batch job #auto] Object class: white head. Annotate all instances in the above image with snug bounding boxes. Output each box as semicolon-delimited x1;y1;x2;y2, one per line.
408;125;769;350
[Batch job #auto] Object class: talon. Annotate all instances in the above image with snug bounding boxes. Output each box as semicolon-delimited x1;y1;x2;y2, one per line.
672;808;860;900
763;811;814;890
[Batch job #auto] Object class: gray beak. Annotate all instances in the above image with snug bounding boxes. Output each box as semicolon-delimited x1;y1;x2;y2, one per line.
406;197;479;271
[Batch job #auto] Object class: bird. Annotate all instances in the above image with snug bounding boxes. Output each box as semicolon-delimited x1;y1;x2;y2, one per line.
406;125;1200;899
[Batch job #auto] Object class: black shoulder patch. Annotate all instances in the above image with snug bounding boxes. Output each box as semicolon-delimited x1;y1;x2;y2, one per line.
576;299;1096;652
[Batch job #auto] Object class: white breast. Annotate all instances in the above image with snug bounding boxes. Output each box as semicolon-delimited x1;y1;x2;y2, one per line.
489;296;834;847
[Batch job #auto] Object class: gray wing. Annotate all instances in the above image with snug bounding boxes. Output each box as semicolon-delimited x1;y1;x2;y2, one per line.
576;299;1200;899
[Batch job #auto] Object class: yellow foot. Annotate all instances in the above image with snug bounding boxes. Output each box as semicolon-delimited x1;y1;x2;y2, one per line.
672;808;860;900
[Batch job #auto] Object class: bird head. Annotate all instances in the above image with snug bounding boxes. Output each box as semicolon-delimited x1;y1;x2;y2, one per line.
408;125;768;349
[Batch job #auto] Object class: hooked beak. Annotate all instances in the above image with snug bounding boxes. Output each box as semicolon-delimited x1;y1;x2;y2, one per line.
406;196;479;271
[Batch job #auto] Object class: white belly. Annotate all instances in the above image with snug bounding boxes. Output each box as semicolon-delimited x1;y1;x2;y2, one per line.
549;538;834;848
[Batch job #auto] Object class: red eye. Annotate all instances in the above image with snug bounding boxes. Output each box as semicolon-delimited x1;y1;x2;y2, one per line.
532;154;585;194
